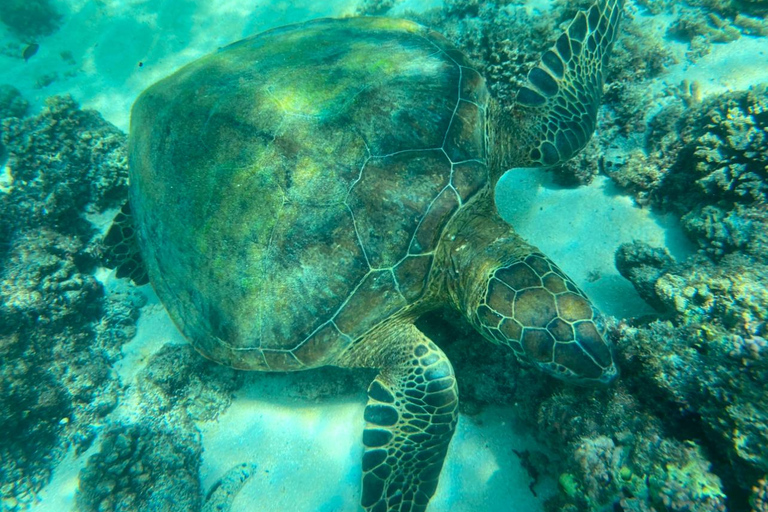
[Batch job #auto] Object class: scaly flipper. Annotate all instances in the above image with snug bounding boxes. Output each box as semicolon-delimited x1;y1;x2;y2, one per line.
514;0;624;167
340;324;459;512
102;201;149;285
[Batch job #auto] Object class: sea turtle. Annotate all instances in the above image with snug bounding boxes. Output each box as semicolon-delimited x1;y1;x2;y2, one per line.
107;0;623;510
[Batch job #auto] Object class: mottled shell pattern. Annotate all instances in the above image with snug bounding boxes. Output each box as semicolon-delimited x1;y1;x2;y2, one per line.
129;17;491;370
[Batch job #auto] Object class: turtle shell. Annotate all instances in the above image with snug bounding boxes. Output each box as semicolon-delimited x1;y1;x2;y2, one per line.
130;17;490;370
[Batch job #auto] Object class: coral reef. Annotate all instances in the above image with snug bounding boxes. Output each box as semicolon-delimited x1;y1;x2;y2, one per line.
0;84;28;173
0;324;70;510
76;344;249;511
137;344;243;422
667;85;768;260
611;85;768;262
75;418;202;512
0;0;62;39
598;32;768;512
0;96;140;508
0;84;28;120
614;242;676;311
662;0;768;58
536;381;728;512
617;246;768;484
753;477;768;512
1;95;128;234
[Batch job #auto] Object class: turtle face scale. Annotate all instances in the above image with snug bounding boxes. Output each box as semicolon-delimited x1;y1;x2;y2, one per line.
474;253;618;384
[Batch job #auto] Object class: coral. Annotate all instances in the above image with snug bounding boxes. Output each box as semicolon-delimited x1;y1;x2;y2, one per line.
0;96;138;506
0;84;28;120
733;13;768;37
0;227;142;502
93;287;144;358
668;11;741;45
0;329;70;510
573;437;727;512
681;203;768;259
573;435;624;505
355;0;396;16
690;0;768;17
608;150;665;205
406;1;558;106
753;477;768;512
0;84;28;167
738;0;768;16
664;253;766;347
664;1;768;57
682;87;768;205
1;229;102;326
618;248;768;488
672;86;768;259
614;85;768;261
0;0;62;39
648;443;727;512
76;342;249;511
615;241;675;311
75;418;202;512
536;380;728;512
1;95;128;233
138;344;244;422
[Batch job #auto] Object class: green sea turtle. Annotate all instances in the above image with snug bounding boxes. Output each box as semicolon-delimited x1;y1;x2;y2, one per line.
107;0;623;510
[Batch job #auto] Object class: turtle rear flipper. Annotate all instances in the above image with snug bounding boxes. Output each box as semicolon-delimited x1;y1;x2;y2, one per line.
103;201;149;285
340;324;459;512
514;0;624;167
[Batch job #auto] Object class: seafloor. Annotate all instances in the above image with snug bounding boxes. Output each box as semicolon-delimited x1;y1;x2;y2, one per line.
0;0;767;511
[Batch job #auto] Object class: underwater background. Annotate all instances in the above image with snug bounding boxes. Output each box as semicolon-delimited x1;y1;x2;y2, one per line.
0;0;767;511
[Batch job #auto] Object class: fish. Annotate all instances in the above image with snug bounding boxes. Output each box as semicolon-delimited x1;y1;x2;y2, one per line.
22;43;39;62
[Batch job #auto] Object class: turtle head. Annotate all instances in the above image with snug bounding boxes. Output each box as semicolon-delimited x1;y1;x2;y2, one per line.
469;253;618;384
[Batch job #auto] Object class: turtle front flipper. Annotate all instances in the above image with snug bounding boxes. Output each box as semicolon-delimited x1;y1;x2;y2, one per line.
339;323;459;512
502;0;624;168
102;201;149;285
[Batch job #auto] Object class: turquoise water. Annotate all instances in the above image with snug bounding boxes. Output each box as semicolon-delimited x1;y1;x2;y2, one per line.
1;1;767;511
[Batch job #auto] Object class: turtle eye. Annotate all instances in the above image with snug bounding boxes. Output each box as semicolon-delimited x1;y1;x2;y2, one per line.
472;254;617;384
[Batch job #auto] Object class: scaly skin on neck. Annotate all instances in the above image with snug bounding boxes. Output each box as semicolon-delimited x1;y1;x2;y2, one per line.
432;185;537;316
432;182;617;383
